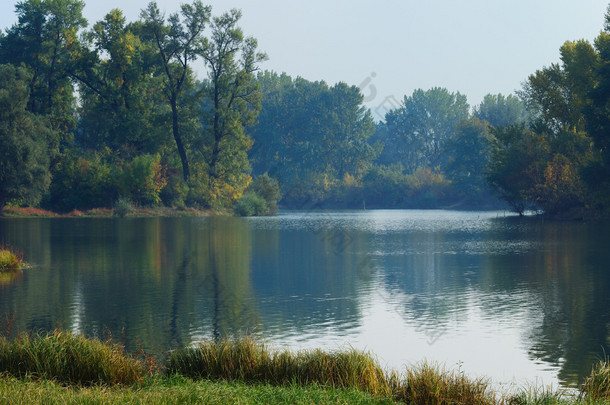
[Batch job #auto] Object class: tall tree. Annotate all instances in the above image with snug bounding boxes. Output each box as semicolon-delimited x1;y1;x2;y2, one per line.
0;0;86;136
384;88;469;172
141;0;211;182
198;9;266;207
0;64;52;211
474;93;527;129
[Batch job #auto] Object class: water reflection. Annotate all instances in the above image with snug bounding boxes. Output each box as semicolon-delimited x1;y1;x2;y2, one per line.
0;212;609;388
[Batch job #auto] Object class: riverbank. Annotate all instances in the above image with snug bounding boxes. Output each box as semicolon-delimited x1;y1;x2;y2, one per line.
0;330;609;404
0;205;224;218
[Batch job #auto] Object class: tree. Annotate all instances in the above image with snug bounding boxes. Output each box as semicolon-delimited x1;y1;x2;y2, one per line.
0;0;86;136
197;9;266;208
75;9;169;156
384;88;469;172
141;0;211;182
474;93;527;129
444;117;493;203
0;64;52;211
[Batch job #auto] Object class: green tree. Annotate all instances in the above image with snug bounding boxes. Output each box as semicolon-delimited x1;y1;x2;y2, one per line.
197;9;267;208
0;0;86;136
0;64;52;211
74;9;169;156
249;72;378;204
474;93;527;129
444;117;494;204
141;0;211;182
384;88;469;172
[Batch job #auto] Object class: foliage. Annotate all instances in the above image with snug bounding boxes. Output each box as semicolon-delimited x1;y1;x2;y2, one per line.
0;64;52;211
0;246;23;271
234;192;267;216
113;197;134;218
197;10;266;209
249;72;379;205
382;87;469;172
43;153;115;212
474;93;528;129
245;174;281;214
117;154;167;206
0;330;145;385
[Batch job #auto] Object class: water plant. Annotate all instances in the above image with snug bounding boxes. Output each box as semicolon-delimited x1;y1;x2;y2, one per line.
0;246;23;271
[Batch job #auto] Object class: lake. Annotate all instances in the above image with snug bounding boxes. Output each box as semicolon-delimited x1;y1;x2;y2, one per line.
0;210;609;390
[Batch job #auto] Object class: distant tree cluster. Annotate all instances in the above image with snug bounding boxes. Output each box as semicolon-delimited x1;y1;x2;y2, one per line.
1;1;609;217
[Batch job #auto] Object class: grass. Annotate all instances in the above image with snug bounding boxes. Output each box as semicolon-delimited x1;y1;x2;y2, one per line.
1;331;610;404
0;375;391;405
581;359;610;401
0;330;144;385
0;246;23;271
390;361;494;404
165;338;390;396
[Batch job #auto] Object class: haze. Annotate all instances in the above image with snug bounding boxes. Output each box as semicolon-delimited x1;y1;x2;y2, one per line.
1;0;607;111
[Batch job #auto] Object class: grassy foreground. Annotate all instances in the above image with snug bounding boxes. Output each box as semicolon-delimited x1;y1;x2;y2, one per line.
1;330;610;404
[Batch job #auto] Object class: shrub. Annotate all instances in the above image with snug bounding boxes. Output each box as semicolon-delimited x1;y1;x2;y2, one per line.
0;330;145;385
113;198;134;218
0;247;22;270
246;174;281;214
234;192;268;216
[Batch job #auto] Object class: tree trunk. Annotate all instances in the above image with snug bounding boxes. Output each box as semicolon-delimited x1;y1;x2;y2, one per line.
171;96;190;182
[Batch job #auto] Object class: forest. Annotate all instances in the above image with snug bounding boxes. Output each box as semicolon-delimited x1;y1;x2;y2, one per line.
0;0;609;217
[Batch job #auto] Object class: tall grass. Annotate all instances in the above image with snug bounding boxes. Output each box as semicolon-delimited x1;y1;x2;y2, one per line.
0;329;145;385
581;359;610;401
0;245;23;271
389;361;495;405
165;338;498;404
165;338;390;396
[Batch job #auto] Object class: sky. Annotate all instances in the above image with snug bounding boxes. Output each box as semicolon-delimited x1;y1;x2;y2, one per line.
1;0;608;119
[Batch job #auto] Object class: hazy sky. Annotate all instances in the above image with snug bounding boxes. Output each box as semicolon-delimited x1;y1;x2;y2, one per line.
1;1;608;118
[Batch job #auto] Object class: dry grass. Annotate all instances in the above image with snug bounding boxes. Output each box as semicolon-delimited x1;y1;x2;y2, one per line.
581;359;610;401
0;246;23;271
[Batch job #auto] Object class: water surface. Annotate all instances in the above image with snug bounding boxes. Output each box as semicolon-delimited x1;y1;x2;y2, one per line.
0;210;609;389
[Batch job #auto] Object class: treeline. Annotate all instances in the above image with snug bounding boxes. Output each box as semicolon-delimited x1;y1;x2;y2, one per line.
1;0;609;216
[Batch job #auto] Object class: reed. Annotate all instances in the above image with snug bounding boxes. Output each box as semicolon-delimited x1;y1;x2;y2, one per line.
165;337;391;396
581;359;610;401
389;361;495;405
0;329;145;385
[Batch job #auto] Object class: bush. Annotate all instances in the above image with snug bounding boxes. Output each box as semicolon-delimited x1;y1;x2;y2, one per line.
246;174;281;214
0;247;22;270
234;192;268;216
0;330;145;385
113;197;134;218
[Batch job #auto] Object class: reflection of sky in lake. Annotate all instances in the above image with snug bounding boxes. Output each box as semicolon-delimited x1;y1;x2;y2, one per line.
1;211;609;392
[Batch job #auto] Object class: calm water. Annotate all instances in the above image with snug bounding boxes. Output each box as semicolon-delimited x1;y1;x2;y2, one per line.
1;210;609;389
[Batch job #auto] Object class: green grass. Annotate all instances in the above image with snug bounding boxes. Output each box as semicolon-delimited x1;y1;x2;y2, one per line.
390;361;494;404
165;337;390;396
581;359;610;401
0;248;22;271
0;375;391;405
0;330;144;385
2;331;610;404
